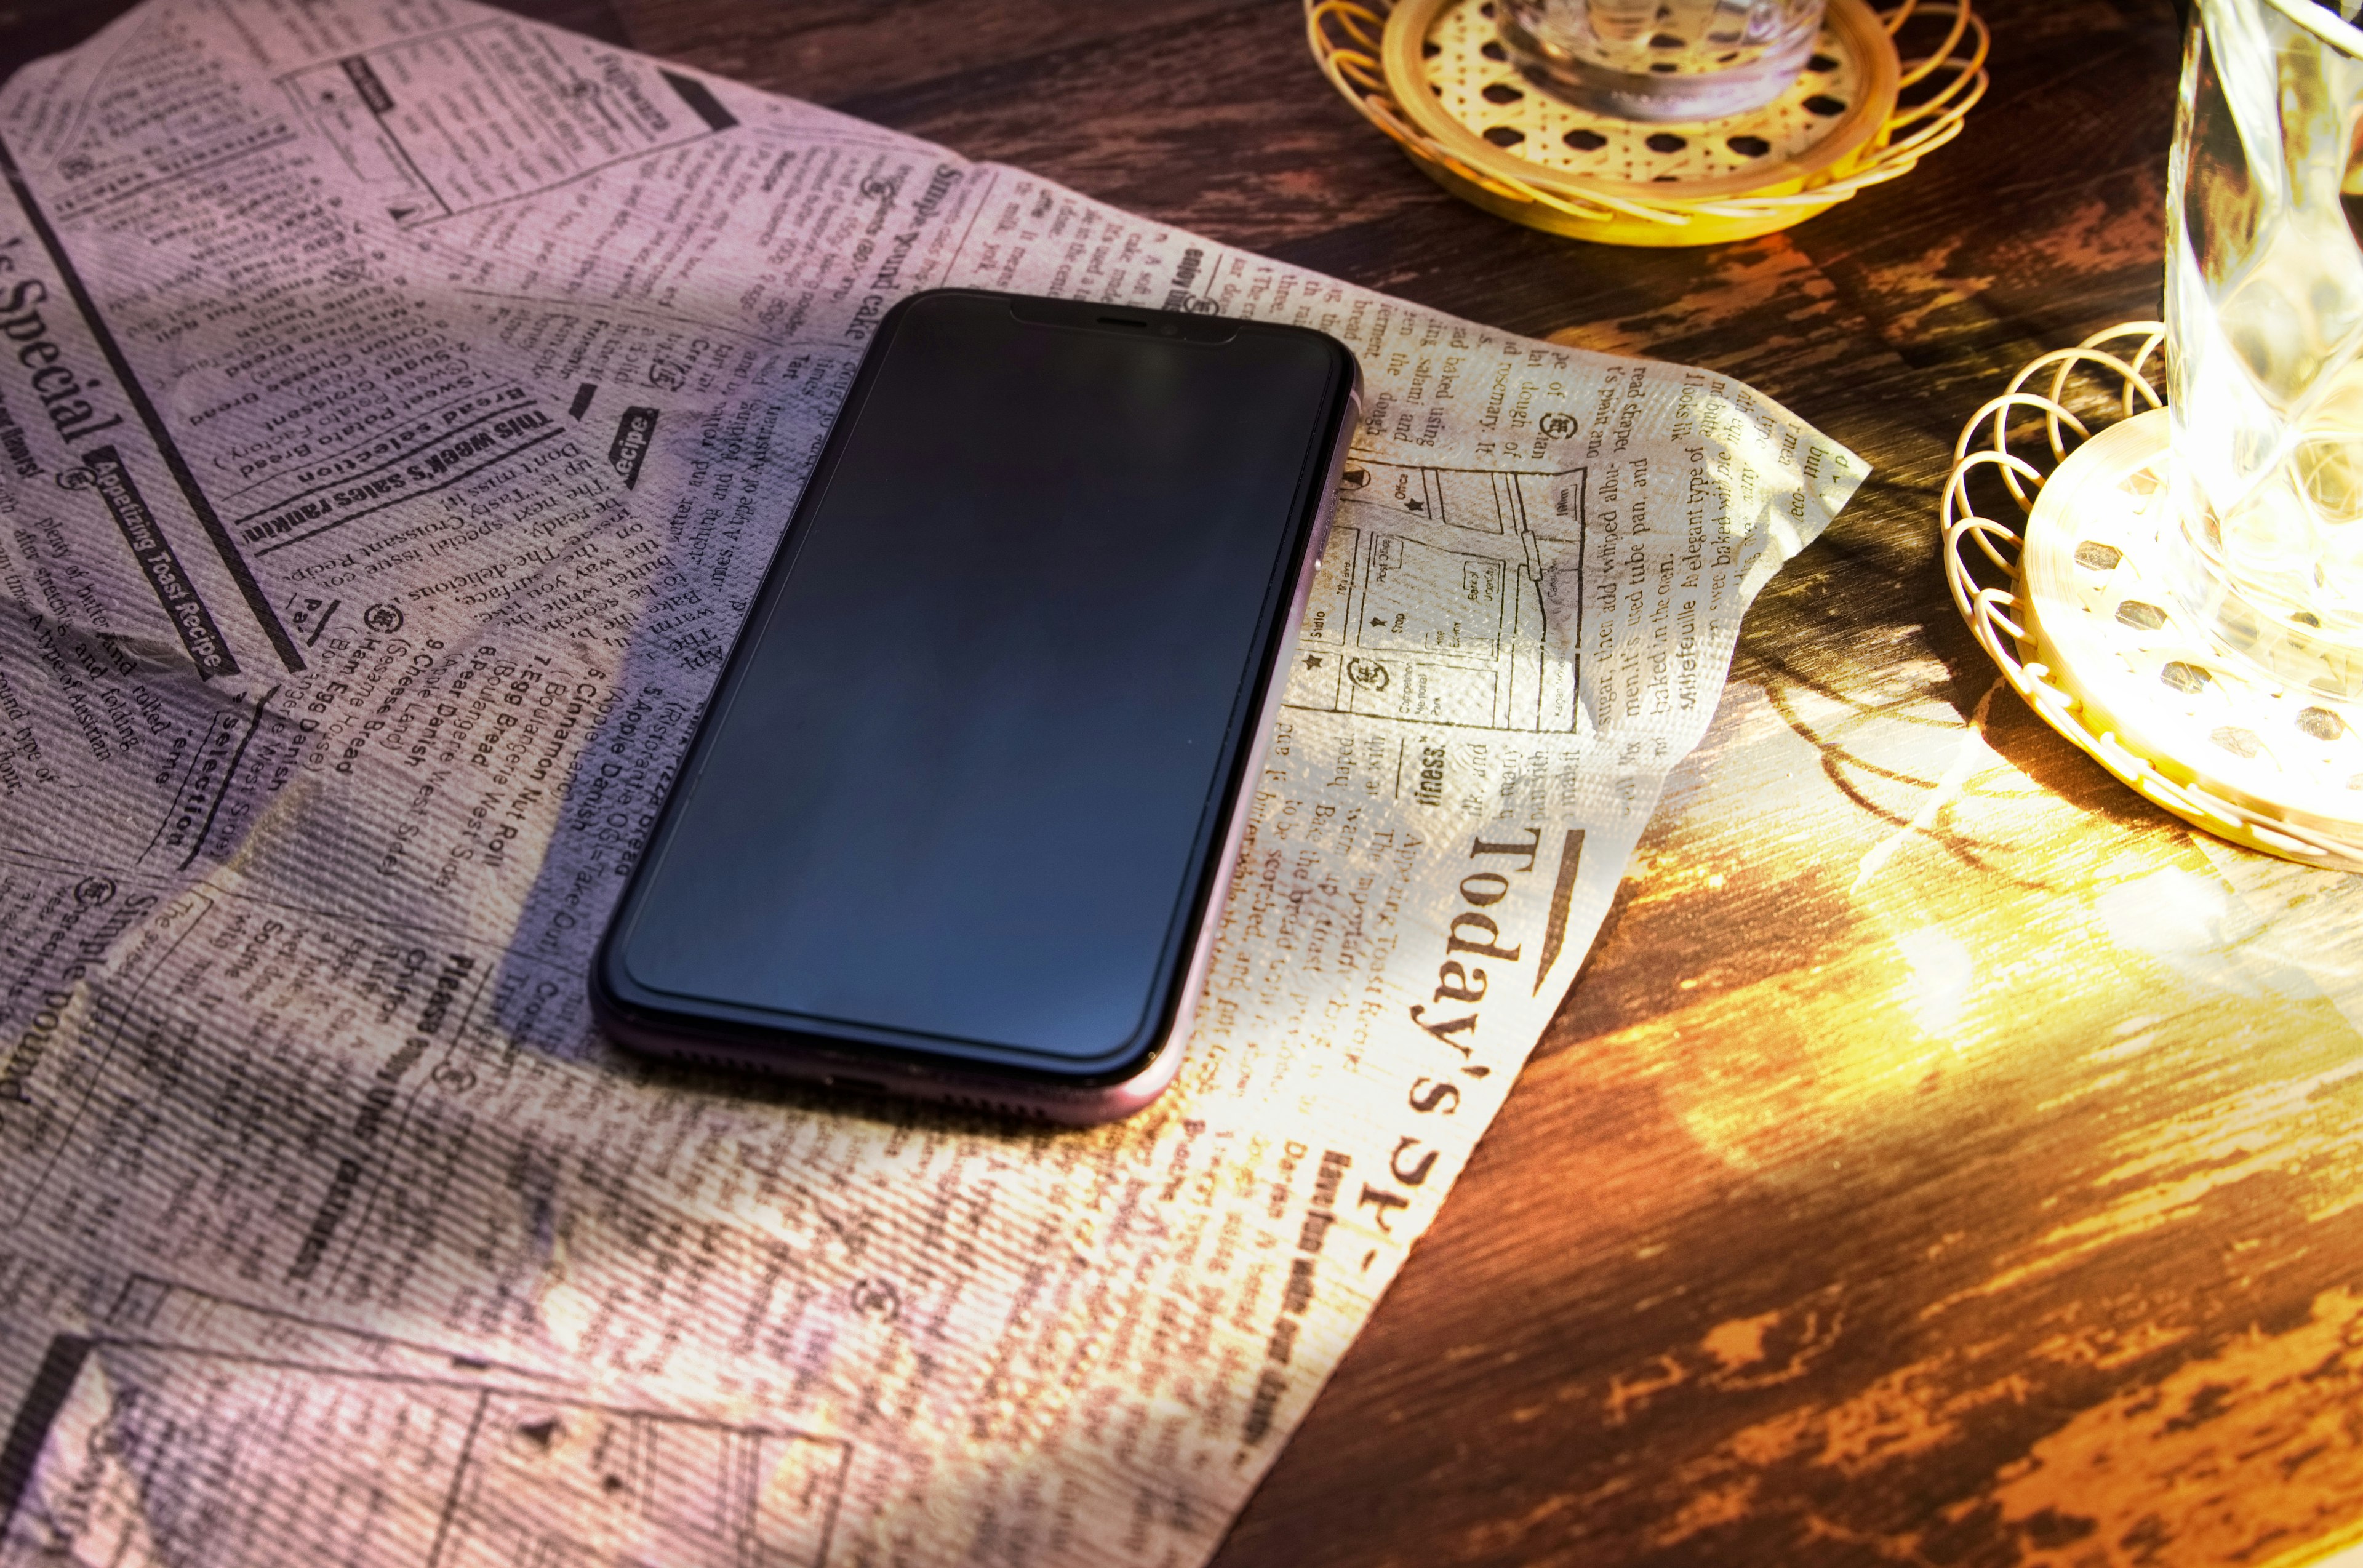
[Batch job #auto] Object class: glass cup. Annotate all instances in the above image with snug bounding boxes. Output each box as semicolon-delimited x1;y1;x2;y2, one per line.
2166;0;2363;695
1497;0;1829;121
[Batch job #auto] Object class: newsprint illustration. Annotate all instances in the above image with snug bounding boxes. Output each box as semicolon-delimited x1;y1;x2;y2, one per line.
1297;457;1588;734
0;0;1865;1562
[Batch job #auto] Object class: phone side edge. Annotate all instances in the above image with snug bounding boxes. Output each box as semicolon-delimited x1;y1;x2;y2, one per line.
1080;361;1366;1122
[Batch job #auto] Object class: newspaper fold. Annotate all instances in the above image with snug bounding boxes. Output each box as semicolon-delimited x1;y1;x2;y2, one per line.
0;2;1865;1562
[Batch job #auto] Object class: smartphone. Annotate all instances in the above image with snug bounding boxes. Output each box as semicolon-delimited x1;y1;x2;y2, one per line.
591;289;1361;1123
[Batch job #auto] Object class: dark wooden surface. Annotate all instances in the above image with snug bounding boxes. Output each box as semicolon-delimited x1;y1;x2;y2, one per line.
18;1;2363;1564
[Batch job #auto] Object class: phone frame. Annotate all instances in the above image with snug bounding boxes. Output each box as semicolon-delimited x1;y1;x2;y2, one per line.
590;289;1362;1124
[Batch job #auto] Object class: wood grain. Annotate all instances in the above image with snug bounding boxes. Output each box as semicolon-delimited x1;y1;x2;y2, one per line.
9;0;2359;1563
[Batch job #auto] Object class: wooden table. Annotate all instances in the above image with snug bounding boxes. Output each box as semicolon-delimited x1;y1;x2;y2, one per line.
18;0;2363;1563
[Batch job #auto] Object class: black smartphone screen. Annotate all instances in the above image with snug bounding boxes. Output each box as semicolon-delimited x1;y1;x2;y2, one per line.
603;290;1353;1077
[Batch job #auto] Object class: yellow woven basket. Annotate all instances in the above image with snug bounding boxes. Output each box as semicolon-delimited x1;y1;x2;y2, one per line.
1942;324;2363;873
1307;0;1988;246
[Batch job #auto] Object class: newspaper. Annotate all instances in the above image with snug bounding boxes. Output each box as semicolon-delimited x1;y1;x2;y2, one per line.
0;1;1866;1562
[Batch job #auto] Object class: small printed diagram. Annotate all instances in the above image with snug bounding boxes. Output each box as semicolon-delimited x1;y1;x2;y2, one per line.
0;1281;848;1568
1289;457;1587;731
